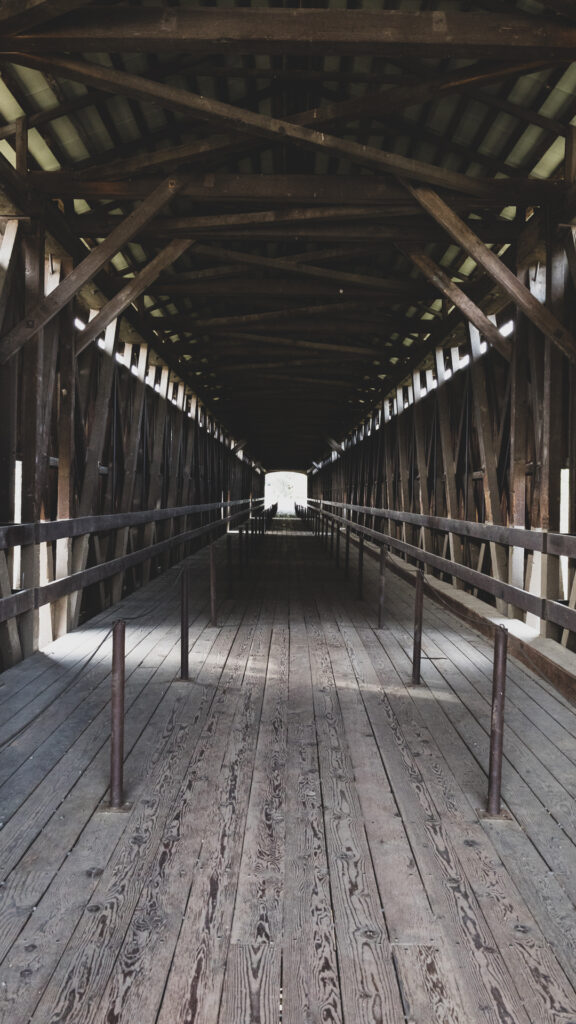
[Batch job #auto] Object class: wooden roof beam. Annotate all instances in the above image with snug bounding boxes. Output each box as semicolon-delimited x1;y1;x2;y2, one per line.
76;239;194;355
8;10;576;60
0;53;541;200
0;0;93;34
405;181;576;364
0;174;191;364
62;61;560;181
401;247;512;361
194;335;386;358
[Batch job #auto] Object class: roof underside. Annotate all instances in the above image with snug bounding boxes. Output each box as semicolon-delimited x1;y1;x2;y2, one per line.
1;0;575;470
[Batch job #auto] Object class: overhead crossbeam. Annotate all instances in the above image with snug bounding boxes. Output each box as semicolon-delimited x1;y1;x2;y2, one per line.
0;53;544;200
7;10;576;60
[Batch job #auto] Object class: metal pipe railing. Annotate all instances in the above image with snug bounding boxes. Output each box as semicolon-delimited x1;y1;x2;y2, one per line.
110;620;126;809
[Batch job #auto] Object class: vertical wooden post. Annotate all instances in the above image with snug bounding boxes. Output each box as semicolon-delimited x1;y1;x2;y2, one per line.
20;216;45;656
70;318;119;626
509;300;528;618
54;258;75;638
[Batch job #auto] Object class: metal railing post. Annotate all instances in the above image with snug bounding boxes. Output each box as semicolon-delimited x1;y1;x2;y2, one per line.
486;625;509;817
209;542;217;627
110;620;126;808
378;545;387;629
345;525;350;577
357;535;364;599
411;567;424;685
180;568;190;680
227;530;233;596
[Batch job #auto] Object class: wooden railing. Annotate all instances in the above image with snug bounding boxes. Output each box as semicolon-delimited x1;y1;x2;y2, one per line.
302;499;576;638
0;497;263;635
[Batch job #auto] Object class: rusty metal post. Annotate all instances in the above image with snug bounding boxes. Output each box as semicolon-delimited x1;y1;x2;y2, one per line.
110;620;125;808
411;567;424;685
180;568;190;680
486;625;509;817
345;525;351;577
357;535;364;599
238;525;244;575
210;542;217;627
378;545;387;629
227;530;233;596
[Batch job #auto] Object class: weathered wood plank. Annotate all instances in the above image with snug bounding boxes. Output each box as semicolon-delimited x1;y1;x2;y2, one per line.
154;625;271;1024
8;10;576;60
305;614;406;1024
282;613;343;1024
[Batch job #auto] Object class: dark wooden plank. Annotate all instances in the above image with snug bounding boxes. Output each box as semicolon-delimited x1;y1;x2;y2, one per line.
8;10;576;60
305;614;406;1024
153;624;271;1024
282;610;343;1024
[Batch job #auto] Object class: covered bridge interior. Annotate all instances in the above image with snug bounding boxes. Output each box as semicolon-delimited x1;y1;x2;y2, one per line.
2;1;576;1022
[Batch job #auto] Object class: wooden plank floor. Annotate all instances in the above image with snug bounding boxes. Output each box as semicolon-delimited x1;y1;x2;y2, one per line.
2;518;576;1023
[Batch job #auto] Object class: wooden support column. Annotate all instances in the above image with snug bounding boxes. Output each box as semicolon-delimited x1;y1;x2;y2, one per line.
540;239;566;638
0;220;22;664
69;318;119;626
509;293;529;619
396;407;411;551
434;347;463;580
141;364;170;584
162;400;185;570
110;343;149;604
468;325;507;610
36;255;63;648
53;257;75;637
412;373;433;558
0;220;19;523
20;215;45;656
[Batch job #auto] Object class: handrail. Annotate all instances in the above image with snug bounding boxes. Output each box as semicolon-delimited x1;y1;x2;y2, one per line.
0;499;264;625
301;501;576;635
306;498;576;558
0;497;263;550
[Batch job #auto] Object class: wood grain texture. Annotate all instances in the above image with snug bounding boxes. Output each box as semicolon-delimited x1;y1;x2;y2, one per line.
1;521;576;1024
